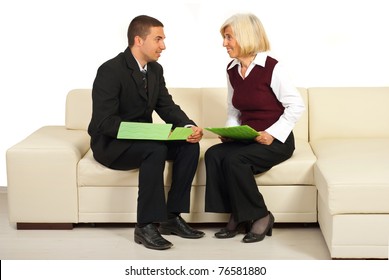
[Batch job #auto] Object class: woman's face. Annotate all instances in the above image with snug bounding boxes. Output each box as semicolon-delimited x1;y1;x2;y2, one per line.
222;25;241;58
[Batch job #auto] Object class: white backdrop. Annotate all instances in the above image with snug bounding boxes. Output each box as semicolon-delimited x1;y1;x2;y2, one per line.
1;0;388;187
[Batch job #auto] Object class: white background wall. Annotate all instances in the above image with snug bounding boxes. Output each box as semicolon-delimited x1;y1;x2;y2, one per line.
1;0;388;187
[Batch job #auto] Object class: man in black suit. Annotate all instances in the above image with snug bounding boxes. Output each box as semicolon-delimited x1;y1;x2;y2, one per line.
88;15;204;250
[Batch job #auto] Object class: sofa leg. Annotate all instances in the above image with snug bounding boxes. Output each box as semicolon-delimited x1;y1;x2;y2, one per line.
16;223;74;230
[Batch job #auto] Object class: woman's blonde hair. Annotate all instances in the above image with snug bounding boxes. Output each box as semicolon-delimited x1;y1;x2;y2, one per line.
220;13;270;56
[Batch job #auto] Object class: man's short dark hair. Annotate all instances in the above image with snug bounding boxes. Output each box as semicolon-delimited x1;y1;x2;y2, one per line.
127;15;164;47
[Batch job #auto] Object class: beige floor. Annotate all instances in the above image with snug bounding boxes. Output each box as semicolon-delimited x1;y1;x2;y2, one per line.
0;187;331;260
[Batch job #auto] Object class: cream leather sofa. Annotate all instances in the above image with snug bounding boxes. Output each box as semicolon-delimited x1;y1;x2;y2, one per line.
308;87;389;259
6;87;389;259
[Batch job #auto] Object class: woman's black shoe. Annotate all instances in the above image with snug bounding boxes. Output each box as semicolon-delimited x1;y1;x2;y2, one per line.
215;222;251;239
242;212;275;243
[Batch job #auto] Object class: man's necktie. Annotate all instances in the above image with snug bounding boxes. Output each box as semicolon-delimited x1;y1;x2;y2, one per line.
141;69;147;92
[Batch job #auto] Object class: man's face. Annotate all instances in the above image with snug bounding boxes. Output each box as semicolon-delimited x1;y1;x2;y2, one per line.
139;26;166;62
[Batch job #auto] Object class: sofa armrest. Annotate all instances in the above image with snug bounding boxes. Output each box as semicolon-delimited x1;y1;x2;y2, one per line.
6;126;90;225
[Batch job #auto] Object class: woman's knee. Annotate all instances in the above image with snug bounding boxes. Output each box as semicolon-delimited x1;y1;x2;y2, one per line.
222;153;244;168
205;145;222;162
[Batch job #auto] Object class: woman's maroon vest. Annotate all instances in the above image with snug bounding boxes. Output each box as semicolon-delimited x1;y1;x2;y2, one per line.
227;56;284;131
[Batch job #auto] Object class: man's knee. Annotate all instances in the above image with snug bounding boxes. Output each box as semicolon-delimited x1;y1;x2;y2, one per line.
145;142;168;161
181;142;200;157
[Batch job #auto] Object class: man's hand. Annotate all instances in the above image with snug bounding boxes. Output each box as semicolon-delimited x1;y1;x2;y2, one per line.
187;126;203;143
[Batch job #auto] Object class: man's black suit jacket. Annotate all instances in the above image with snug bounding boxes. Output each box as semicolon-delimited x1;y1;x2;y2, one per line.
88;47;195;167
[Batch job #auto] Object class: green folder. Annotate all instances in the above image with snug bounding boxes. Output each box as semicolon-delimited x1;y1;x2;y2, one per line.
117;122;193;140
205;125;259;140
168;127;195;140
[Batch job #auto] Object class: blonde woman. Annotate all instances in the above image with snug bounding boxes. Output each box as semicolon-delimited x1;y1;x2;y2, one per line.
205;13;305;243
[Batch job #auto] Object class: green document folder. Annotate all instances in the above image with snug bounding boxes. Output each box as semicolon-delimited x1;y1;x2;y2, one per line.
117;122;193;140
205;125;259;140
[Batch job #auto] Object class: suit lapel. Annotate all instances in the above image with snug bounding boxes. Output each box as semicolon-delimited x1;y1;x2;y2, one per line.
125;48;149;101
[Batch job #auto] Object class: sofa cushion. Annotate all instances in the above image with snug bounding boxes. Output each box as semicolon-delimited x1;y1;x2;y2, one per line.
195;138;316;186
78;149;173;187
79;138;315;188
311;138;389;214
255;138;315;185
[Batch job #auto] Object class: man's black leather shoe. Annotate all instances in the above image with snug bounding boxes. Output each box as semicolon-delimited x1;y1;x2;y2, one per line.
134;223;173;250
159;216;205;239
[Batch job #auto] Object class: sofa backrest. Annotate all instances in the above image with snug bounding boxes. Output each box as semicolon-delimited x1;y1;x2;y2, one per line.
152;88;203;131
154;87;308;140
65;89;92;130
65;87;308;141
159;88;229;138
308;87;389;141
200;87;308;140
294;88;309;141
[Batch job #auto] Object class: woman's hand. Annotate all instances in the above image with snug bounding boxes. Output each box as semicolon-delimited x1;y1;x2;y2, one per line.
255;131;274;145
